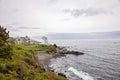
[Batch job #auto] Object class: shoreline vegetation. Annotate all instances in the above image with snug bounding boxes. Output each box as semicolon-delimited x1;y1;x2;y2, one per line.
0;26;84;80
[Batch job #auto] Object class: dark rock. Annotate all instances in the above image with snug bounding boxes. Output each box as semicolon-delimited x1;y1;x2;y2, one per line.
56;46;85;56
58;73;67;78
66;51;84;55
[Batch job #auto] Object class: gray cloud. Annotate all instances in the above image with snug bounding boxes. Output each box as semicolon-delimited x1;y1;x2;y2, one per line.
63;8;111;17
49;0;56;2
10;22;20;25
8;22;41;30
12;8;19;13
48;0;58;4
6;26;20;32
8;24;30;30
18;27;41;30
18;26;30;29
32;28;41;29
118;0;120;3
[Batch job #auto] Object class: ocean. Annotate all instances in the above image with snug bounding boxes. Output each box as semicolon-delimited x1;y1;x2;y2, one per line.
49;39;120;80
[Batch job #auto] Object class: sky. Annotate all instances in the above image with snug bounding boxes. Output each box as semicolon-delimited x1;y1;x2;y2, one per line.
0;0;120;38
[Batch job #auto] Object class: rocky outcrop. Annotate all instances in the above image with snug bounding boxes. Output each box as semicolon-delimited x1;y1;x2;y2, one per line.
36;46;85;71
55;47;84;56
59;50;84;56
36;45;85;79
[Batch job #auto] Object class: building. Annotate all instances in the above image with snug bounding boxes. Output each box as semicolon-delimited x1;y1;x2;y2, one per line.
14;36;41;45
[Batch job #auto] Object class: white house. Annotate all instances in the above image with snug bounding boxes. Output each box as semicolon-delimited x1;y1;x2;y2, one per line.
15;36;41;45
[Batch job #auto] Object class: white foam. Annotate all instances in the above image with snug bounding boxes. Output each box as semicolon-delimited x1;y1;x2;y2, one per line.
68;67;94;80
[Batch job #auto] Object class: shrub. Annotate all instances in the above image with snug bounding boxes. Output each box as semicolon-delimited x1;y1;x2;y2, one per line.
0;73;4;79
0;63;7;73
0;25;13;59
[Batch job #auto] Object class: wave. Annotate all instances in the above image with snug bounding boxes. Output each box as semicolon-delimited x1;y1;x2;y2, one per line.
68;67;94;80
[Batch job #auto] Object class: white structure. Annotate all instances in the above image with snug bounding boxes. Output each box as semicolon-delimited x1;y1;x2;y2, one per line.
15;36;41;45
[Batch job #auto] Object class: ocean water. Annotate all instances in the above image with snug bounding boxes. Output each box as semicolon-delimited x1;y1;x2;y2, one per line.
49;39;120;80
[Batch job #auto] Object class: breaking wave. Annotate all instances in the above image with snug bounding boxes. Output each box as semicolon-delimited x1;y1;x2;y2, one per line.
68;67;94;80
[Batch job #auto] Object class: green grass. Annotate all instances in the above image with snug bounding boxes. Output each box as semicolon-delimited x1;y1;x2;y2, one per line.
0;44;67;80
14;44;56;54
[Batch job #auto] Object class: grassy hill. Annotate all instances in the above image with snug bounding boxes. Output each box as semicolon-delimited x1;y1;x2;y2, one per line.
0;26;67;80
0;44;67;80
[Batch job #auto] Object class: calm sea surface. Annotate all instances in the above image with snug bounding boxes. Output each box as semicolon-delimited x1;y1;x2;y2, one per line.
49;39;120;80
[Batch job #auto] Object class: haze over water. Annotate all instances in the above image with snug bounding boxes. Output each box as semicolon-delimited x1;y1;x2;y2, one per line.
49;39;120;80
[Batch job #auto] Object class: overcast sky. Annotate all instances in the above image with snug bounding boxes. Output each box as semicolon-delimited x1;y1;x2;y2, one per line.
0;0;120;37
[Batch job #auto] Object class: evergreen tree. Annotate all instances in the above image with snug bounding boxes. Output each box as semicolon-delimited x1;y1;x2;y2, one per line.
0;25;13;59
0;26;9;42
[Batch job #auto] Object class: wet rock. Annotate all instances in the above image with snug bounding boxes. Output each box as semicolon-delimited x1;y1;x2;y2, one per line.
65;51;84;55
56;47;85;56
58;73;67;78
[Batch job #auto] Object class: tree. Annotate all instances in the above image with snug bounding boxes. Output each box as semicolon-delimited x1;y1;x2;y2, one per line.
42;36;48;44
0;26;9;42
0;25;13;59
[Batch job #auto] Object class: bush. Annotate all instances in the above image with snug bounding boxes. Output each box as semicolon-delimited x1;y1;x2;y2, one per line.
0;64;7;73
0;25;13;59
0;73;4;79
0;43;13;59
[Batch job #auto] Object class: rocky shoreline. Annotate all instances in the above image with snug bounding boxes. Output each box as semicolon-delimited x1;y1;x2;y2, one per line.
35;46;84;78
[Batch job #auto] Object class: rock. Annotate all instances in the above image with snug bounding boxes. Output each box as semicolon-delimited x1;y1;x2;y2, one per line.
58;73;67;78
56;47;85;56
65;51;84;55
